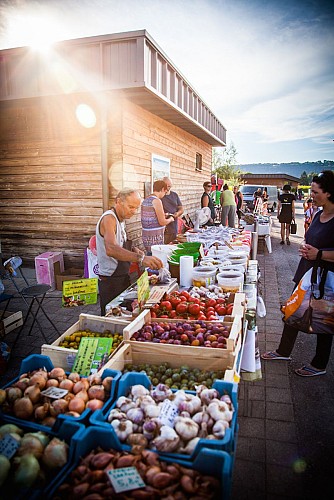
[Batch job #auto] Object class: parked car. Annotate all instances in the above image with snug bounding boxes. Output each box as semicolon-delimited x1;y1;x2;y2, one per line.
239;185;278;212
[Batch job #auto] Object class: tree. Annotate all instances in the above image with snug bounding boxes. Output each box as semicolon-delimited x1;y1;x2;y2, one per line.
300;171;309;185
212;142;243;184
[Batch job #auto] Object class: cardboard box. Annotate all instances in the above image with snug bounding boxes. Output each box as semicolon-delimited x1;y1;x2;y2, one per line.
55;268;83;291
0;310;23;336
41;313;131;371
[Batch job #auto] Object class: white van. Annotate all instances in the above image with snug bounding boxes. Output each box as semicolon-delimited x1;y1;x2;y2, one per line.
239;185;278;212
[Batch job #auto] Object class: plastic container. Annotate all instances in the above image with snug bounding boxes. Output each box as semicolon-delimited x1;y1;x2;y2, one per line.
219;264;245;275
217;270;244;292
200;258;224;268
47;426;233;500
90;372;238;459
192;266;217;287
151;244;177;268
0;354;121;429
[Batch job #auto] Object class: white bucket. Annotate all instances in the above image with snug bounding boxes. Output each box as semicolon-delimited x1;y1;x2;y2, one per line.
192;266;216;287
151;245;178;268
217;270;244;292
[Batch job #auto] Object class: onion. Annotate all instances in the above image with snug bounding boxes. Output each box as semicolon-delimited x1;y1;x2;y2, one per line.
42;437;69;469
68;372;80;383
59;379;74;392
46;379;59;388
0;389;6;405
15;377;30;392
87;385;105;401
18;434;44;458
41;416;56;427
6;387;23;403
34;403;50;420
28;374;47;389
102;377;113;392
68;397;86;414
75;390;89;403
65;411;81;418
73;379;89;394
87;374;102;386
24;385;41;404
85;399;104;411
49;399;68;416
49;367;66;380
64;392;75;402
13;397;34;419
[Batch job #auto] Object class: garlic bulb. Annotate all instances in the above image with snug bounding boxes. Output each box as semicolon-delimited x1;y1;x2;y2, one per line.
212;419;229;438
207;400;233;422
137;395;155;409
127;407;145;425
116;396;136;413
130;384;149;400
107;408;127;422
111;419;133;441
196;386;220;405
174;416;199;441
151;425;180;452
144;403;161;419
177;395;201;415
179;436;200;455
151;384;173;402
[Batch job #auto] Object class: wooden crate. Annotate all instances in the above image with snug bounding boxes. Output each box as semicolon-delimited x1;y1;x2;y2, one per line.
0;311;23;336
98;333;242;382
41;313;130;371
123;309;243;352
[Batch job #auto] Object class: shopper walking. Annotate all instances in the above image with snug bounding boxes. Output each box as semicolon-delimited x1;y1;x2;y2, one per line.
233;185;244;225
161;177;184;244
141;180;175;254
96;188;163;315
261;170;334;377
220;184;236;227
278;184;295;245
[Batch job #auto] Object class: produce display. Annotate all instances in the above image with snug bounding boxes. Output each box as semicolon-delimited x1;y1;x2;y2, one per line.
106;382;234;456
0;423;69;496
130;320;231;348
0;367;115;426
57;329;123;351
122;362;226;390
53;446;221;499
150;289;234;320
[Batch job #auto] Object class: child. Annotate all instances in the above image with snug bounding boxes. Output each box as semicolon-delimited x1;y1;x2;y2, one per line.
304;198;317;236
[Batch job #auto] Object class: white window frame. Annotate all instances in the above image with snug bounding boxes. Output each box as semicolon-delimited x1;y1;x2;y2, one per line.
151;154;170;188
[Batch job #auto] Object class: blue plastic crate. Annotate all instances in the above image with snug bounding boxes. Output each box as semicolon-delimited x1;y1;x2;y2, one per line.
47;426;233;500
0;415;85;500
0;354;121;431
90;371;238;460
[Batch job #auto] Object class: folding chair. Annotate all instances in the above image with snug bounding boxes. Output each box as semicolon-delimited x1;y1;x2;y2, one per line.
3;259;60;349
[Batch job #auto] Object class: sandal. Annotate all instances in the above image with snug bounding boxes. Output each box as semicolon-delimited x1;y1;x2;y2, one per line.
280;240;285;245
295;365;326;377
261;351;291;361
286;238;290;245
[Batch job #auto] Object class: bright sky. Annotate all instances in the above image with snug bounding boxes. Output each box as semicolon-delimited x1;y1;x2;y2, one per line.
1;0;333;164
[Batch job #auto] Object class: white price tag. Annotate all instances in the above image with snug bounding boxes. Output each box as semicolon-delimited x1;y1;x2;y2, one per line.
0;433;20;459
41;387;68;399
107;467;145;493
158;399;179;427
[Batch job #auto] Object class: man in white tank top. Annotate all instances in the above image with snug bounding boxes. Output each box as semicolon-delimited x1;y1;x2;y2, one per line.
96;188;163;314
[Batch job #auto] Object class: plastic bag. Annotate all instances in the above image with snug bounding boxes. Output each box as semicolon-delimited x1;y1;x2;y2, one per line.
257;296;266;317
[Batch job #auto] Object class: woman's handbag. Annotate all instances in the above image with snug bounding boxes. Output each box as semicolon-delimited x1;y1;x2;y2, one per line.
290;218;297;234
281;259;334;335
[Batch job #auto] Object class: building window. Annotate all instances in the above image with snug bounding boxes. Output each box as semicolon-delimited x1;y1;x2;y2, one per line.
196;153;202;171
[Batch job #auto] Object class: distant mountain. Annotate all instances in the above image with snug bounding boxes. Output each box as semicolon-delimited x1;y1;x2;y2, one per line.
238;160;334;178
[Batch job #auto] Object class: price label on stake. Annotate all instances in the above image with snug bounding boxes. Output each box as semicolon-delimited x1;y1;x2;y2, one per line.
0;434;20;459
158;399;179;427
107;467;146;493
41;387;69;399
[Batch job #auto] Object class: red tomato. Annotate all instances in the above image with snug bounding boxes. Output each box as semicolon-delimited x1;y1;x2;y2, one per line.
216;298;226;304
188;296;200;304
160;301;172;311
207;314;217;321
206;298;217;308
188;303;201;316
226;304;234;315
176;302;188;314
160;314;169;318
169;310;177;318
170;297;181;307
205;307;216;315
179;296;187;302
198;313;207;320
151;311;157;318
216;305;227;316
152;303;160;311
180;291;190;300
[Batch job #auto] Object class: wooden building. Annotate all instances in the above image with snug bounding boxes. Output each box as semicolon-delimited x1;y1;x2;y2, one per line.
240;173;300;189
0;30;226;266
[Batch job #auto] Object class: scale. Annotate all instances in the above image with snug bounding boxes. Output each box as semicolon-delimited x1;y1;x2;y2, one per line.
193;207;211;230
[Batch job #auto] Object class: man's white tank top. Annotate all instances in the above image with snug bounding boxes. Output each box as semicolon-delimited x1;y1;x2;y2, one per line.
95;209;127;276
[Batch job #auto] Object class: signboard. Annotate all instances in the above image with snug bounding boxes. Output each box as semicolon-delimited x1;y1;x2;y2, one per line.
62;278;98;307
136;270;150;309
71;337;113;376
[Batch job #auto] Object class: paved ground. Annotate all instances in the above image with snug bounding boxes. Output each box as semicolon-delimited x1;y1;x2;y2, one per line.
1;199;333;499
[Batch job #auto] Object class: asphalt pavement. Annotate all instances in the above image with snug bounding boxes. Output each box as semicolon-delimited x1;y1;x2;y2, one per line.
0;199;333;499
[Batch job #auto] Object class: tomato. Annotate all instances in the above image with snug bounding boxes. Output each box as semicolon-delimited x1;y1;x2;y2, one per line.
170;297;181;307
176;302;188;314
188;303;201;316
198;313;207;320
152;303;160;311
216;305;227;316
207;314;217;321
179;295;187;302
226;304;234;315
160;301;172;311
188;296;200;304
169;310;177;318
216;298;226;304
206;298;217;308
150;311;157;318
159;314;169;318
205;307;216;315
180;290;190;300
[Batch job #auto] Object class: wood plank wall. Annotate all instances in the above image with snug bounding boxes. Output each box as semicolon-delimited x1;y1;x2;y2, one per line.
0;93;212;267
0;95;104;266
